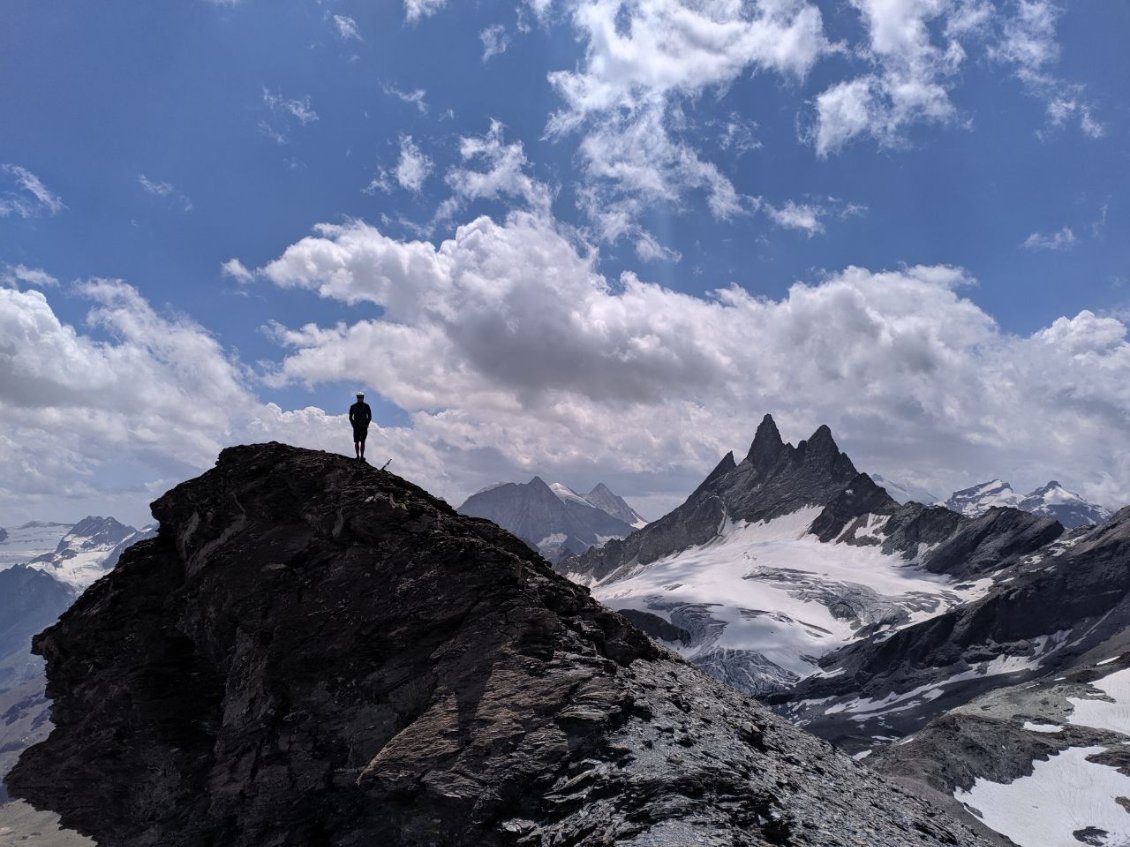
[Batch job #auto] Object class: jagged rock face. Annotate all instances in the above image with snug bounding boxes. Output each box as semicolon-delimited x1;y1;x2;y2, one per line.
11;443;992;847
458;476;636;563
564;415;871;582
780;509;1130;748
916;507;1063;579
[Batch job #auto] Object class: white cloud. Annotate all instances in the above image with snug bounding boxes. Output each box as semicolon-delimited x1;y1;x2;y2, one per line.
1;264;58;288
381;83;428;114
0;282;442;526
220;258;255;283
333;14;362;42
438;121;553;220
137;174;193;211
546;0;830;245
263;89;318;125
259;90;318;145
256;213;1130;513
9;218;1130;526
480;24;510;62
1022;226;1076;251
763;200;825;235
405;0;446;22
0;164;64;219
367;135;434;195
810;0;970;156
993;0;1104;139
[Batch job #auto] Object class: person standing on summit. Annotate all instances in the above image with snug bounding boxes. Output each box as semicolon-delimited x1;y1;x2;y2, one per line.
349;392;372;461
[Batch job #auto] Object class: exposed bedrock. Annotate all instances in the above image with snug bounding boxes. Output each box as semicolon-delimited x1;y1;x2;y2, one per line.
11;443;992;847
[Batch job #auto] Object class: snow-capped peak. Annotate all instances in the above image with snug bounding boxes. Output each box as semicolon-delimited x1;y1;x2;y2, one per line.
943;480;1021;517
943;479;1111;528
548;483;594;508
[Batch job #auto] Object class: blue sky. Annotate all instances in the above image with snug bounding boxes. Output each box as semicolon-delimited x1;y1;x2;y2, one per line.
2;0;1128;526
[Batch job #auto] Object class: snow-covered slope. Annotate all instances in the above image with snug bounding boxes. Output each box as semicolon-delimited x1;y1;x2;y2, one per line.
0;522;72;571
574;507;993;695
1018;480;1111;529
581;483;648;529
871;474;938;506
868;643;1130;847
944;479;1110;528
26;516;143;591
943;480;1021;516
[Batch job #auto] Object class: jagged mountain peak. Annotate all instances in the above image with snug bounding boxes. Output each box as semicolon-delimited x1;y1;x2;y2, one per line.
9;442;991;847
744;412;787;469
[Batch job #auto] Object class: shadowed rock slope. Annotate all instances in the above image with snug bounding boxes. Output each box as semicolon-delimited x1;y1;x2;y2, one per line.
11;443;991;847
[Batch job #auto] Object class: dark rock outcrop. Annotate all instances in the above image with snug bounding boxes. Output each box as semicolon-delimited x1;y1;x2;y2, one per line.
918;507;1063;579
11;443;993;847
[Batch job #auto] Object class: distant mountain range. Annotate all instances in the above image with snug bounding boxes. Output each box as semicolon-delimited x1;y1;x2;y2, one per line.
0;516;153;822
457;477;646;562
942;478;1111;528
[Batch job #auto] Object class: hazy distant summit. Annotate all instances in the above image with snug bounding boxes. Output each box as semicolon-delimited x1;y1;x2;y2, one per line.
944;479;1110;528
457;477;645;562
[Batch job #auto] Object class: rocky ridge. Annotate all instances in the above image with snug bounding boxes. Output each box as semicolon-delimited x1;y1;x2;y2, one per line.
781;508;1130;749
558;416;1062;702
11;443;992;847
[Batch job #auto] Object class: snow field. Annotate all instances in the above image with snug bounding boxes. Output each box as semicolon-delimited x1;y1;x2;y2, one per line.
955;746;1130;847
591;508;993;679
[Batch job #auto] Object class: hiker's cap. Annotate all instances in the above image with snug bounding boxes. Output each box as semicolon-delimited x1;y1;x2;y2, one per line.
356;391;364;397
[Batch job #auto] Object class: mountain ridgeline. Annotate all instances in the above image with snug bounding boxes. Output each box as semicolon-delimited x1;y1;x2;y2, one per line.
9;443;993;847
457;476;644;563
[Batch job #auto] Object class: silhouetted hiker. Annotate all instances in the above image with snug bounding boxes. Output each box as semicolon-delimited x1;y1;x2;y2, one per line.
349;392;372;461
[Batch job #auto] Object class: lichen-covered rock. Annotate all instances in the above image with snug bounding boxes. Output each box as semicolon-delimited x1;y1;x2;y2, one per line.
11;443;992;847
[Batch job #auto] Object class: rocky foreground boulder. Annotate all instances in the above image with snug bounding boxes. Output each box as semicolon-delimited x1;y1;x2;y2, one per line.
11;443;991;847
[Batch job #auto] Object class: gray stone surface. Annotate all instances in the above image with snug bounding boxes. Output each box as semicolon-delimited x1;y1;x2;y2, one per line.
12;443;993;847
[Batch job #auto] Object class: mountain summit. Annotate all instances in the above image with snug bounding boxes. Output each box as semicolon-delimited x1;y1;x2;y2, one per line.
10;442;991;847
457;476;641;562
944;479;1110;528
564;414;873;583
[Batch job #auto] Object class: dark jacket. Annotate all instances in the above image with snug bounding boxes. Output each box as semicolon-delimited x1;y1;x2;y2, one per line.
349;401;372;428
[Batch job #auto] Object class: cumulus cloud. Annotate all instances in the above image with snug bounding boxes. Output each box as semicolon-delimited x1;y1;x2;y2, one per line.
0;281;441;526
0;164;64;219
256;213;1130;513
1022;226;1076;251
